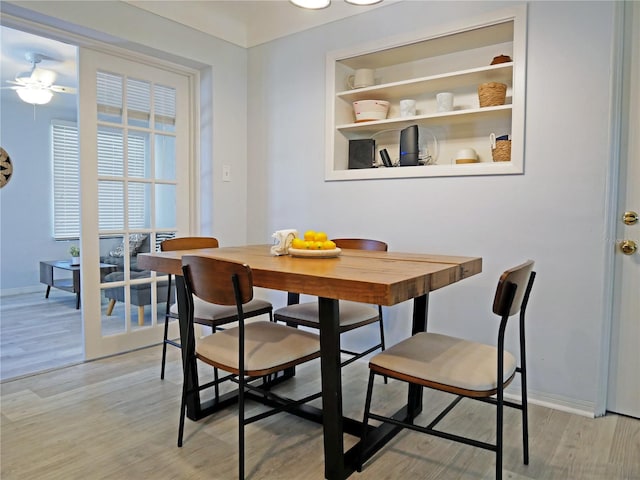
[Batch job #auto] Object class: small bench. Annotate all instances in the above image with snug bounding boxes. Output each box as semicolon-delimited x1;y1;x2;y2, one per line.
103;271;172;326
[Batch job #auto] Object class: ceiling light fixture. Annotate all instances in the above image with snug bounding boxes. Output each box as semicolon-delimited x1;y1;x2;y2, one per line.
16;86;53;105
344;0;383;5
290;0;383;9
290;0;331;9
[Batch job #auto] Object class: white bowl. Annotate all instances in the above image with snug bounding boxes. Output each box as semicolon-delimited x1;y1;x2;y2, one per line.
455;148;478;160
353;100;390;122
455;148;478;164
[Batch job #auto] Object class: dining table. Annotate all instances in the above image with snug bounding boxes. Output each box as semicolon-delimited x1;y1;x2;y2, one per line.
138;244;481;480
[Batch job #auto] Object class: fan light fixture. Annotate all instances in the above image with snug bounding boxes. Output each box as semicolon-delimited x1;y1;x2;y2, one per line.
16;86;53;105
290;0;382;8
290;0;330;8
344;0;383;4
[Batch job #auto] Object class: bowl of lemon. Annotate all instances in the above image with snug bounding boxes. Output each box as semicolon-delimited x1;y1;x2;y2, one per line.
288;230;342;258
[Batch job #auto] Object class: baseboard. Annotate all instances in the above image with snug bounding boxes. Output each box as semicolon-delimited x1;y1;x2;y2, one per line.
504;388;595;418
0;285;44;297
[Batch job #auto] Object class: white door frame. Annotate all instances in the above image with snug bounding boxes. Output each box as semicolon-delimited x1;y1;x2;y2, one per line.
597;0;638;416
0;11;201;361
605;0;640;418
79;47;195;359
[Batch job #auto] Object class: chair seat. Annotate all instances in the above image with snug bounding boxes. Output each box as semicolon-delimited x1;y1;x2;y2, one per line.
370;332;516;393
171;297;272;324
196;321;320;376
274;301;379;329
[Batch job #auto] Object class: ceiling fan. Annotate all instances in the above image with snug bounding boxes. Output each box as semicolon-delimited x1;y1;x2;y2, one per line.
4;52;76;105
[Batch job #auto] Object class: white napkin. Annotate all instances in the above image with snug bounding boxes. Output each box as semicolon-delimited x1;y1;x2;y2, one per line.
270;229;298;256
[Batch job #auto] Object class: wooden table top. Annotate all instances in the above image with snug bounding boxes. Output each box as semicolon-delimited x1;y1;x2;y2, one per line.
138;244;481;306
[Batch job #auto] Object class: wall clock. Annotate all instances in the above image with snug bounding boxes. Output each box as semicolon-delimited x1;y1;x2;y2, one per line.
0;147;13;188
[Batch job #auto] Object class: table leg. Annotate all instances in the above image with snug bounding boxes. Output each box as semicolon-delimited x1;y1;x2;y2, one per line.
40;262;53;298
73;269;81;309
344;292;431;475
407;293;429;417
318;297;346;480
282;292;301;379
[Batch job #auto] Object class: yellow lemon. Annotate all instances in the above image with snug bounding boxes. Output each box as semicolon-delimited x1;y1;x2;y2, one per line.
322;240;336;250
304;230;316;241
291;238;305;249
314;231;328;242
314;241;324;250
304;240;314;249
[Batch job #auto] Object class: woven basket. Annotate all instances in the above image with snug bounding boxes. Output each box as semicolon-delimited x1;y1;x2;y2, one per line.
492;139;511;162
478;82;507;107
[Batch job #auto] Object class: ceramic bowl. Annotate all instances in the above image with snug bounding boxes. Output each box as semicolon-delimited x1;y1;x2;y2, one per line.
352;100;390;122
455;148;478;164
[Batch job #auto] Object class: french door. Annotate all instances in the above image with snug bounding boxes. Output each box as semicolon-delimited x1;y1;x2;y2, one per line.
78;48;192;359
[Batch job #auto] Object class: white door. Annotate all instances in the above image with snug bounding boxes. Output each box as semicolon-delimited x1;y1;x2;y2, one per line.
78;48;192;359
607;0;640;418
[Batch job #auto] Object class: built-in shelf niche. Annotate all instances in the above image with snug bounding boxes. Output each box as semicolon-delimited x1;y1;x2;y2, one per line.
325;5;527;181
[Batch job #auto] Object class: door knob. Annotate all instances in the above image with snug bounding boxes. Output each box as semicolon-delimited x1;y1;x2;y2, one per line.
623;211;638;225
620;240;637;255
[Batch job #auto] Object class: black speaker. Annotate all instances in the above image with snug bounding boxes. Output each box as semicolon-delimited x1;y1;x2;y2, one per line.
348;139;375;169
399;125;419;166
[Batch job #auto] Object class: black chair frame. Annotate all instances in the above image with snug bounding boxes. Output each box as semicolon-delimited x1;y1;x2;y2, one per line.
275;238;388;371
177;263;321;479
359;269;536;480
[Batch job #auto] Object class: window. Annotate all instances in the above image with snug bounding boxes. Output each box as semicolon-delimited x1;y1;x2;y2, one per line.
51;121;148;239
52;121;80;240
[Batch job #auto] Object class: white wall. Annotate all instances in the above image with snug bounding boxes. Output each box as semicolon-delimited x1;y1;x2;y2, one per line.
0;96;77;291
2;1;249;244
2;0;620;414
246;1;617;413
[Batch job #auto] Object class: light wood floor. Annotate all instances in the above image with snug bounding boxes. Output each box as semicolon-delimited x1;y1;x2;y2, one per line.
0;290;163;381
0;290;84;380
1;343;639;480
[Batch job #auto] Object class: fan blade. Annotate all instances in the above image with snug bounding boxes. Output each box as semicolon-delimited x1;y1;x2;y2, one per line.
50;85;77;94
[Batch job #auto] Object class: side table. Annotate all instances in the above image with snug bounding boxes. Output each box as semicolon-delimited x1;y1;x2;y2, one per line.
39;260;115;309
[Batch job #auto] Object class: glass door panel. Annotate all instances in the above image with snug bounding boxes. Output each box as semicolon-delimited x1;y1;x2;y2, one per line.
80;47;190;359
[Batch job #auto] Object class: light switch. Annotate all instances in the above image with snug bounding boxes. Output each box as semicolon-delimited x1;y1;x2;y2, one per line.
222;165;231;182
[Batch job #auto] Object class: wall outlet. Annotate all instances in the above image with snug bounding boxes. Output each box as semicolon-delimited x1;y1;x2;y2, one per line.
222;165;231;182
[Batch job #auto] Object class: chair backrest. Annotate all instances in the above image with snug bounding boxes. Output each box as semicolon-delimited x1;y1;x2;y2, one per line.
493;260;535;317
161;236;219;252
331;238;388;252
182;255;253;307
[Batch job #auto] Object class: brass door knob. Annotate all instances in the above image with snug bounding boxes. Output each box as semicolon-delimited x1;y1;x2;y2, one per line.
623;211;638;225
620;240;638;255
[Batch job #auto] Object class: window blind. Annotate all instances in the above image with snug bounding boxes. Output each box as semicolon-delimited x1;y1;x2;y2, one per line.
52;124;148;238
52;121;80;240
52;73;177;239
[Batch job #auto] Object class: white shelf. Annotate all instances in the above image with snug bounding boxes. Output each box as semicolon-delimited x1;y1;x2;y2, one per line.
325;160;523;182
325;5;527;181
336;105;512;134
336;63;513;103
